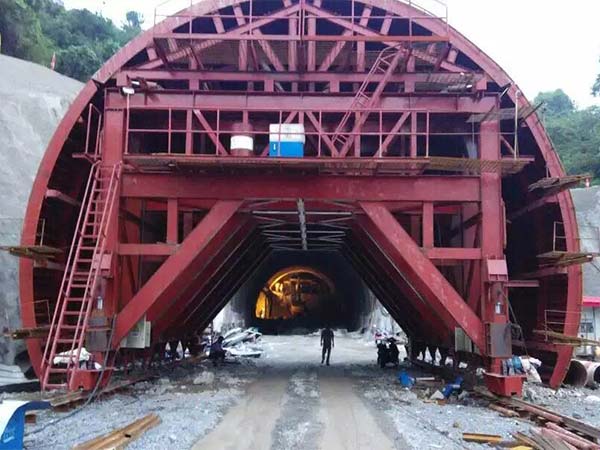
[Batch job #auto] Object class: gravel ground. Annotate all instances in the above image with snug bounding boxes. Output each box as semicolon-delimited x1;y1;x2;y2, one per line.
4;333;599;449
22;360;259;449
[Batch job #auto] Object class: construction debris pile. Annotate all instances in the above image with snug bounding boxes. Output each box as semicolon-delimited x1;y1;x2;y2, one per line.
219;327;264;359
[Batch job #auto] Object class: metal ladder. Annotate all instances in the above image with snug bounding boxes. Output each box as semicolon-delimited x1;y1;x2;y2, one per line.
40;162;122;391
330;46;405;156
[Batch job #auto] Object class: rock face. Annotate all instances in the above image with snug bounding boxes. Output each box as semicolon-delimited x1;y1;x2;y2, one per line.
571;186;600;297
0;55;82;366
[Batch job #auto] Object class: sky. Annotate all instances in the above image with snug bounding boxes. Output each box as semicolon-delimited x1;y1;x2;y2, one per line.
62;0;600;108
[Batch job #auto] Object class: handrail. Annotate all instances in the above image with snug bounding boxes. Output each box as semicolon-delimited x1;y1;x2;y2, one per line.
41;162;100;377
69;163;122;381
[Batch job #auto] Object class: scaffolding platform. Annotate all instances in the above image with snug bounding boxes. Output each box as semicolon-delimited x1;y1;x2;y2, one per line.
466;104;541;123
4;326;50;340
123;155;532;177
427;156;533;175
0;245;62;260
536;251;596;268
528;174;590;195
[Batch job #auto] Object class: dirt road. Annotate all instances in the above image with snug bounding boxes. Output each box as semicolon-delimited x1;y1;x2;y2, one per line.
192;370;396;450
192;335;401;450
191;376;288;450
319;372;396;450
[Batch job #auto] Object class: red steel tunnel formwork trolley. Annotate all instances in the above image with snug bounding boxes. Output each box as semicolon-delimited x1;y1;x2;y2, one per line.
18;0;586;395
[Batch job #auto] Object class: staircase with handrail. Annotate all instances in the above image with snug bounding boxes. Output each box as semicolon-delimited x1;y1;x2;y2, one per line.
40;162;122;391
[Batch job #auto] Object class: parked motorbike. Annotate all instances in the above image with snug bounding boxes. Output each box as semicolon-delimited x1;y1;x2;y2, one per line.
377;337;400;368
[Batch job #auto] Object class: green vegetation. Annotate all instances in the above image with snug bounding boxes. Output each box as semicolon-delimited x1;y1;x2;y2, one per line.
0;0;142;81
534;89;600;179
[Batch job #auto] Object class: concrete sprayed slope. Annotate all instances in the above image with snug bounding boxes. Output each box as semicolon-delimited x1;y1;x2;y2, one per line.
571;186;600;297
0;55;82;366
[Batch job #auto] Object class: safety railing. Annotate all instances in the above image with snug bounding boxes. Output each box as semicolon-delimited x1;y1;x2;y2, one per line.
84;103;103;157
542;309;581;335
0;218;48;247
123;105;440;158
551;221;600;253
552;221;567;253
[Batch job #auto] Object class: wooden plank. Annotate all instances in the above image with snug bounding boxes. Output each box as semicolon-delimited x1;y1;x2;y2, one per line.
73;413;160;450
488;403;520;418
0;245;62;260
478;387;600;442
462;432;503;444
4;326;50;339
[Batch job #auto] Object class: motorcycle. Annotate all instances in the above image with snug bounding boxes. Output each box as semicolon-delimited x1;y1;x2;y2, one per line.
377;337;400;368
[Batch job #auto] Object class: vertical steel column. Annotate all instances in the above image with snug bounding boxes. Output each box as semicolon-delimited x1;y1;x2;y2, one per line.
422;202;434;249
102;108;126;317
480;119;510;373
167;199;178;244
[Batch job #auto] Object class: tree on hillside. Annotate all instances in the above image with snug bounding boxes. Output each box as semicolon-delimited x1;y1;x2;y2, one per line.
535;90;600;179
121;11;144;43
0;0;143;81
534;89;574;117
0;0;53;65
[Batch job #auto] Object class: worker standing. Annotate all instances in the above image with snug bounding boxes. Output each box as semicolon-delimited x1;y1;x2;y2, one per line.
321;326;334;366
209;336;226;367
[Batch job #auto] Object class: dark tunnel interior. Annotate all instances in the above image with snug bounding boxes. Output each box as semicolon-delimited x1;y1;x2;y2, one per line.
223;251;377;334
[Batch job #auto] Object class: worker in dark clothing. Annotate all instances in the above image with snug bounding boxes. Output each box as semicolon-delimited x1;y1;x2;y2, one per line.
209;336;226;367
321;327;334;365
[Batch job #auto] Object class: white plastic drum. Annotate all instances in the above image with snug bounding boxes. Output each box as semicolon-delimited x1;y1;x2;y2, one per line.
230;122;254;156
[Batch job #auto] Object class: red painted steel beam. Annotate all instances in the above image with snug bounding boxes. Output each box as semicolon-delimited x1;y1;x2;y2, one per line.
349;226;449;344
111;200;242;346
341;245;420;338
145;214;250;328
153;32;448;43
150;223;257;337
179;233;265;326
424;248;482;260
193;110;228;156
358;202;485;351
106;91;497;113
121;174;481;203
183;249;271;337
178;243;271;336
379;112;410;156
117;243;177;256
142;3;302;68
350;224;450;340
167;198;178;244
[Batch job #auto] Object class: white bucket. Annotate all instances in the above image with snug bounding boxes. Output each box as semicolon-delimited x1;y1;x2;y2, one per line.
231;135;254;151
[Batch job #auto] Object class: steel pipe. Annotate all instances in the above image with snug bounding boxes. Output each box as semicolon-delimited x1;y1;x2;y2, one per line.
579;360;600;387
564;359;588;387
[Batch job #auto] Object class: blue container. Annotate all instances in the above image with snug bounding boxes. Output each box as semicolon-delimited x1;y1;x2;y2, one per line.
269;141;304;158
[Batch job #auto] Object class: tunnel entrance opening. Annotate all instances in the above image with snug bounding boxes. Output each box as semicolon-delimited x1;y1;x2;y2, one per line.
255;266;336;321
